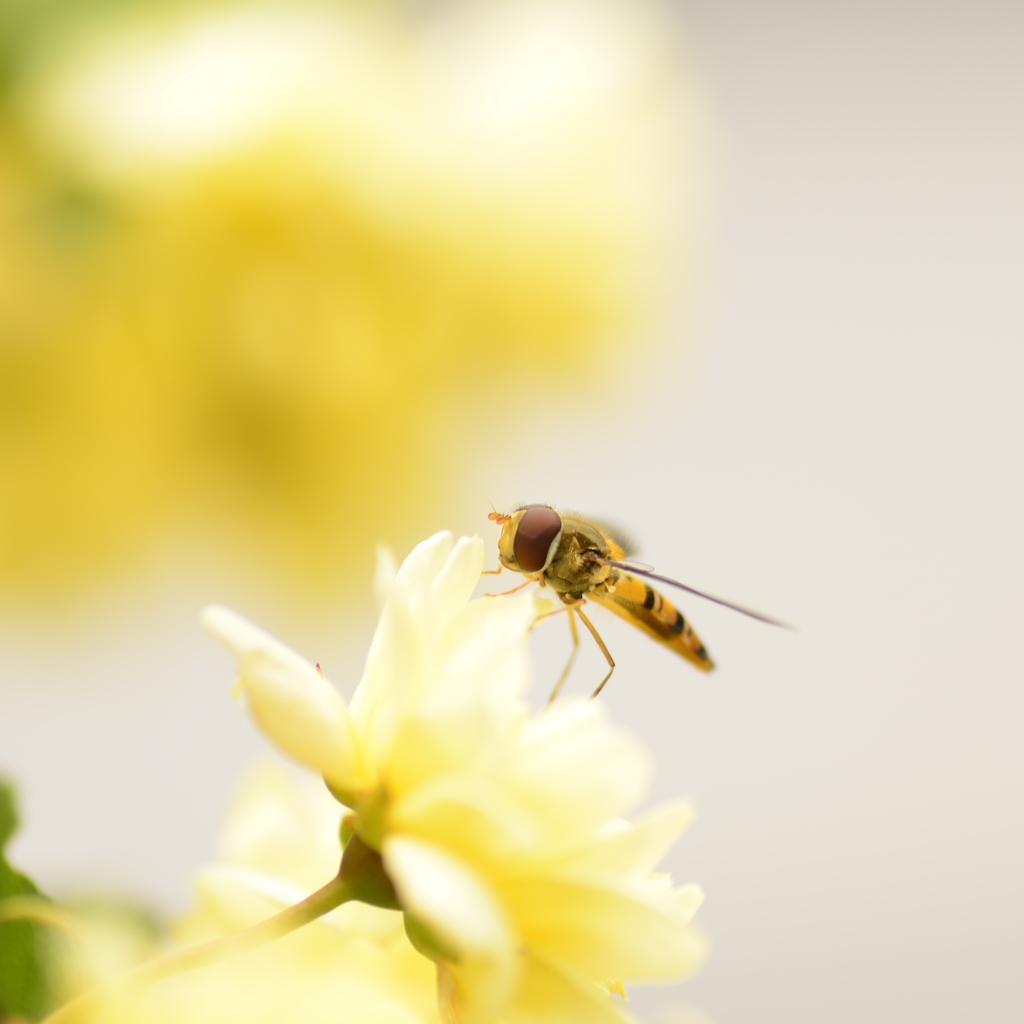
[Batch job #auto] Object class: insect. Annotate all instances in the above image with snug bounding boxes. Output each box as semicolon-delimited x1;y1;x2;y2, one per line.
487;503;790;703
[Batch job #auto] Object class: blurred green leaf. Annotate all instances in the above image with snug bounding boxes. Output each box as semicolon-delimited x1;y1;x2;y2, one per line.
0;778;17;848
0;777;58;1021
0;0;169;100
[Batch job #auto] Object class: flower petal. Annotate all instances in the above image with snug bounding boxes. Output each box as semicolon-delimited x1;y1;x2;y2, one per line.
503;953;632;1024
383;836;513;957
501;700;652;841
354;569;535;789
202;605;366;793
565;800;696;879
498;876;704;981
382;596;536;795
426;534;486;620
383;836;518;1023
348;578;423;756
372;544;400;611
394;531;455;598
389;772;541;867
217;762;345;891
433;592;536;706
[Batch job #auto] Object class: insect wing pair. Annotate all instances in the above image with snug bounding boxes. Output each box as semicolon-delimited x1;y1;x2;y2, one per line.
487;503;788;702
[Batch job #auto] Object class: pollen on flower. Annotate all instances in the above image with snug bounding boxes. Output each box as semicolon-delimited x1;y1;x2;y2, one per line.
203;531;705;1023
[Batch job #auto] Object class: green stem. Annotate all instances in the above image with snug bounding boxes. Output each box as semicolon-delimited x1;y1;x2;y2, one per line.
42;871;354;1024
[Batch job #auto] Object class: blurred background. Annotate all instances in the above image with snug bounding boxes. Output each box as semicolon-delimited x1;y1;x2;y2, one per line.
1;1;1022;1022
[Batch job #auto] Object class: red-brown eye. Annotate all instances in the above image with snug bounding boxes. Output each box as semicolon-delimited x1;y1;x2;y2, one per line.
513;505;562;573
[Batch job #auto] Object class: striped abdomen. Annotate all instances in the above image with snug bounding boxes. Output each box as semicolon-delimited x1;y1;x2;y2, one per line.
590;571;715;671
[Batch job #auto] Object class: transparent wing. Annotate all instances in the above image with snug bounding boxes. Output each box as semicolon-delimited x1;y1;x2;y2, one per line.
611;558;654;573
587;554;795;630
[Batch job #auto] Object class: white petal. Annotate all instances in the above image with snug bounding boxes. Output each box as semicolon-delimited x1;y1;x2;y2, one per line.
217;762;344;891
568;800;696;878
202;606;365;793
384;836;518;1024
433;591;536;705
663;882;706;930
500;876;704;981
427;534;486;619
394;531;455;596
380;596;537;795
388;771;540;865
503;700;652;840
383;836;513;957
352;541;531;772
503;952;632;1024
383;700;506;798
372;544;399;611
348;581;422;748
203;604;315;680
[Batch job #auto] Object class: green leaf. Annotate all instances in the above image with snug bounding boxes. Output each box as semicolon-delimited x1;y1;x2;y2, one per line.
0;777;18;848
0;777;59;1021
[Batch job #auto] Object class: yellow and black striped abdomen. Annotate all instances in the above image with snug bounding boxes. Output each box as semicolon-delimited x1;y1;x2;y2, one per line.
590;572;715;672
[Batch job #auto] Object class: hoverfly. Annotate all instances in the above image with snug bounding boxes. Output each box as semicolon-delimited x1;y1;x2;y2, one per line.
487;503;790;703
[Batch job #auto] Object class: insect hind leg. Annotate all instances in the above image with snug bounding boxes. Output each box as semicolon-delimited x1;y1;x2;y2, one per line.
576;606;616;699
547;606;581;706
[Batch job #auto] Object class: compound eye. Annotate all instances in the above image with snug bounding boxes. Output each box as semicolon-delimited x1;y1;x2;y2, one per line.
513;505;562;573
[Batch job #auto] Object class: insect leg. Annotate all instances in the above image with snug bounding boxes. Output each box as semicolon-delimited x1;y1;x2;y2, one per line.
484;577;536;598
547;606;581;706
529;601;568;630
481;563;503;576
576;605;616;699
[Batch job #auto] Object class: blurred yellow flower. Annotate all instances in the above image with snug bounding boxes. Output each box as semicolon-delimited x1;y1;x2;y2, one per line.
152;763;441;1024
204;531;706;1023
47;764;440;1024
0;0;696;603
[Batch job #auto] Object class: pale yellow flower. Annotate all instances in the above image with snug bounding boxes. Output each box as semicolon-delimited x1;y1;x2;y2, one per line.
204;531;706;1023
153;763;441;1024
46;764;440;1024
0;0;697;603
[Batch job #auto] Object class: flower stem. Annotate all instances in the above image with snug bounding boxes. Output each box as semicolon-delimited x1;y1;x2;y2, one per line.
42;870;354;1024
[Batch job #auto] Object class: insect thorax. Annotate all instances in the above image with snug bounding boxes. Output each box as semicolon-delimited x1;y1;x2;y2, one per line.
546;527;612;599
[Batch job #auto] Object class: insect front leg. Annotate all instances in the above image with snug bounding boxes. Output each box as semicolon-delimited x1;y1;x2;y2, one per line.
484;573;542;598
576;605;616;699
